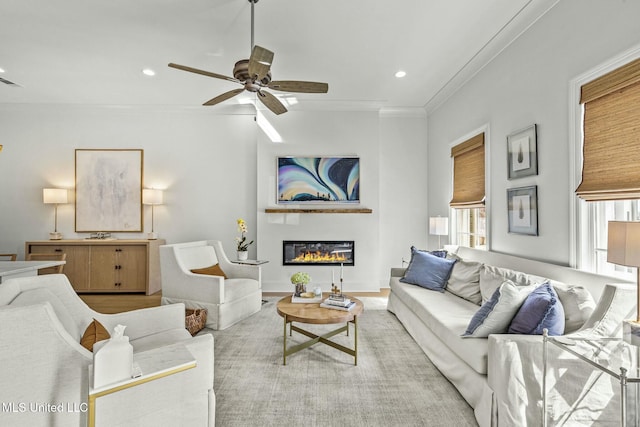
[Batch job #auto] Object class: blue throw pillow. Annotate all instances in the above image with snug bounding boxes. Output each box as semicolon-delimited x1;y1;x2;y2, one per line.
400;247;456;292
508;282;565;335
463;280;533;337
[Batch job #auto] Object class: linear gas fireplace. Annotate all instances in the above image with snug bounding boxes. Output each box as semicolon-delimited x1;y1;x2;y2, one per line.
283;240;354;266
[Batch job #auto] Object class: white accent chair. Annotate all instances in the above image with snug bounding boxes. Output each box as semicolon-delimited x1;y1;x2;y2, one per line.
0;274;215;427
159;240;262;330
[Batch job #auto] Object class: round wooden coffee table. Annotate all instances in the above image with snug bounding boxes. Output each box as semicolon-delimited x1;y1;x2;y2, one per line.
277;294;364;365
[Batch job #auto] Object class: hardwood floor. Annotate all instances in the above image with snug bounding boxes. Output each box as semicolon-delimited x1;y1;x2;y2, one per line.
80;288;390;314
79;292;161;314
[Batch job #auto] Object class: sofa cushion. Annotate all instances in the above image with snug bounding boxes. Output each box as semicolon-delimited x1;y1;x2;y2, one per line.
81;318;111;351
547;280;596;333
191;264;227;279
446;259;483;305
508;282;565;335
390;277;489;375
9;288;81;340
479;265;545;304
400;247;457;292
463;280;534;338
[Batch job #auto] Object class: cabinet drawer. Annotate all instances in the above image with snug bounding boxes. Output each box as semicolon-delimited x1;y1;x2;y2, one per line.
27;244;90;291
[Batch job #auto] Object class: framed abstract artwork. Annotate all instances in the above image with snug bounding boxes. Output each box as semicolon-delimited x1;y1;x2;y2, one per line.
277;156;360;204
507;185;538;235
507;124;538;180
75;149;143;232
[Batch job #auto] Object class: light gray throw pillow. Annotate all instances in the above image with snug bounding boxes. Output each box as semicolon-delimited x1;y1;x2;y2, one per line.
479;265;546;304
446;259;483;305
547;279;596;333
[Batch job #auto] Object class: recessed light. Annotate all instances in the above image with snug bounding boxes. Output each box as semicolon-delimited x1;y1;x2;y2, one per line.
142;68;156;76
395;70;406;78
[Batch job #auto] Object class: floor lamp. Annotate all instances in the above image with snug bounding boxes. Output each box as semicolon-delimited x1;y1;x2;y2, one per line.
43;188;68;240
429;216;449;249
142;189;163;240
607;220;640;344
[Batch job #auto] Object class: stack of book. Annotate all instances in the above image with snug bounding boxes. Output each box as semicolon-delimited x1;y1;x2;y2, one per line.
320;295;356;311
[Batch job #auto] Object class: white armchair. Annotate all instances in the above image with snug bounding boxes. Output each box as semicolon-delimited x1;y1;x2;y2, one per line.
159;240;262;330
0;274;215;427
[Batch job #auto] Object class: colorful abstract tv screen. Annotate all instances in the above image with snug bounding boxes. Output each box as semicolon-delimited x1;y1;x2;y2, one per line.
277;156;360;204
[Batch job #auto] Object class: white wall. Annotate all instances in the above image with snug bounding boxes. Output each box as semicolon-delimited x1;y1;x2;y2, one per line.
379;109;429;282
0;104;429;292
0;105;258;258
256;109;428;292
427;0;640;265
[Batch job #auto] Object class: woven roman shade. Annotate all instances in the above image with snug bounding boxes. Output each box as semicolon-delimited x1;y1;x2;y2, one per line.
450;133;485;208
576;58;640;201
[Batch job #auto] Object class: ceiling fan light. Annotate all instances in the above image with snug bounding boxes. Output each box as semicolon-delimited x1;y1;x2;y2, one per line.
142;68;156;76
256;111;283;142
395;70;407;78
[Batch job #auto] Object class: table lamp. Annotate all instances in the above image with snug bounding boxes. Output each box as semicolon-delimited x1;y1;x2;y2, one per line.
142;189;163;240
429;216;449;249
43;188;68;240
607;221;640;343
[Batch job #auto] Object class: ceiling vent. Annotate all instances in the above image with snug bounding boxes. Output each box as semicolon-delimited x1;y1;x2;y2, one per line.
0;76;21;87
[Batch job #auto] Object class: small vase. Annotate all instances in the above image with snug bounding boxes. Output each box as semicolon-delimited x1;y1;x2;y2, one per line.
294;283;306;297
237;250;248;261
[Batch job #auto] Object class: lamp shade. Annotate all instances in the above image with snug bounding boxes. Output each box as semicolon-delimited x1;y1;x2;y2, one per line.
429;217;449;236
43;188;68;204
142;189;163;205
607;221;640;268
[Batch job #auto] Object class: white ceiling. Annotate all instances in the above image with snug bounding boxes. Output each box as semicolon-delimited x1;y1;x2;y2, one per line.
0;0;558;113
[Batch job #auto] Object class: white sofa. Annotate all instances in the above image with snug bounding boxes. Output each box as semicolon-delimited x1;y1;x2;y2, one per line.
387;246;636;426
160;240;262;330
0;274;215;427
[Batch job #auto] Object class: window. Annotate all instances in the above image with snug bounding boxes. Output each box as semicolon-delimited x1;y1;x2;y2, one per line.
584;200;639;280
455;207;487;249
575;55;640;278
450;132;487;249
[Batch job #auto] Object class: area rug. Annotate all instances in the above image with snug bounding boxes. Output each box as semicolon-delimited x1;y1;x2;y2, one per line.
203;297;477;426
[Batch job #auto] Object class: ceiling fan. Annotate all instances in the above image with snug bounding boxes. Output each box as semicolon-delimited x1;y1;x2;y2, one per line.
168;0;328;115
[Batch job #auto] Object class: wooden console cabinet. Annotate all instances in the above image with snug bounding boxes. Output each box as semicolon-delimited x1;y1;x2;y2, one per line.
25;239;165;295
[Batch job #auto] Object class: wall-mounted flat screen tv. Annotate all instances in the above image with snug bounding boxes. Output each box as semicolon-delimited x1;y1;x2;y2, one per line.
277;156;360;204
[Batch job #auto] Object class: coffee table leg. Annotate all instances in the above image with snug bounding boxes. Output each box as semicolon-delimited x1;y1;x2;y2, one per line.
283;314;287;365
354;315;358;366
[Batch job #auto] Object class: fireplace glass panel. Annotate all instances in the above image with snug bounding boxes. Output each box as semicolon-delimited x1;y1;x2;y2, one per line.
283;241;354;266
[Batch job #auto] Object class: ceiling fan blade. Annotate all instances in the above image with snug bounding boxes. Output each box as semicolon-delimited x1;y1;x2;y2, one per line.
168;63;240;84
203;88;245;106
248;45;274;81
268;80;329;93
257;90;287;115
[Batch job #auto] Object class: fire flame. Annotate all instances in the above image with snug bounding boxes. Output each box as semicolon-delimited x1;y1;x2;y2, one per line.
292;251;348;263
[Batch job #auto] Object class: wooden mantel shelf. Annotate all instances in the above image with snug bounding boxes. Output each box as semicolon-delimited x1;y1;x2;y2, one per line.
265;208;373;214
